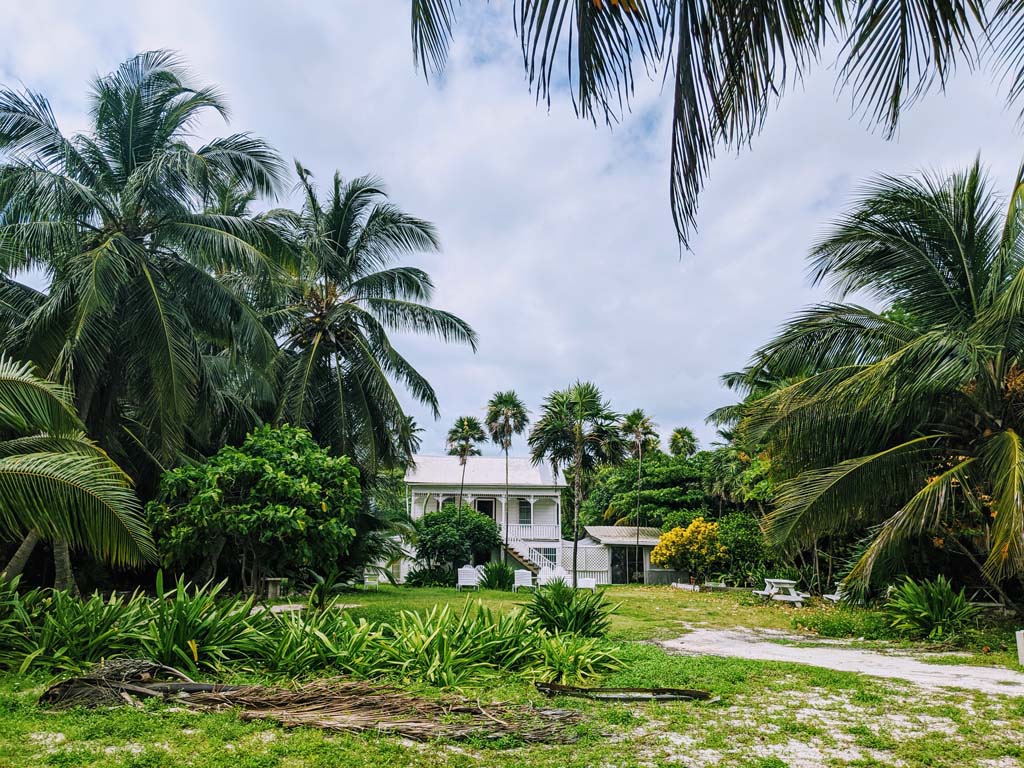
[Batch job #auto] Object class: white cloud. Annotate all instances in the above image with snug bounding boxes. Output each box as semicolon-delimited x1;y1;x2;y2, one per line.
2;3;1021;455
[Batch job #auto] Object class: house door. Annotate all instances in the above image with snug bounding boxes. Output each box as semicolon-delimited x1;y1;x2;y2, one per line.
610;546;643;584
475;498;496;522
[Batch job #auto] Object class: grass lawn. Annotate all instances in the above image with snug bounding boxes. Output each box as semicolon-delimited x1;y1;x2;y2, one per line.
3;587;1023;768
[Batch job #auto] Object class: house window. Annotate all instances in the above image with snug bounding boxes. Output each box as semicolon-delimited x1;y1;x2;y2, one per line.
440;496;456;510
475;498;495;518
518;499;532;525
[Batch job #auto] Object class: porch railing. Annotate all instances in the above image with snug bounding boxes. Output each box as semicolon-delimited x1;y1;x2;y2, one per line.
498;523;561;541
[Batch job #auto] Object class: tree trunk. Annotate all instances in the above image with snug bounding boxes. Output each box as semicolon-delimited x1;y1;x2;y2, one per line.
635;443;643;584
503;447;510;564
194;536;226;585
1;529;41;580
572;444;582;589
458;459;467;524
52;540;79;596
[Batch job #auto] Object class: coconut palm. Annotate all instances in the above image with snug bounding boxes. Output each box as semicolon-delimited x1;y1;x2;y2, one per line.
485;390;529;558
529;382;625;585
669;426;698;458
410;2;1024;246
621;408;658;581
0;356;154;592
269;163;477;475
740;159;1024;591
0;51;286;473
446;416;487;515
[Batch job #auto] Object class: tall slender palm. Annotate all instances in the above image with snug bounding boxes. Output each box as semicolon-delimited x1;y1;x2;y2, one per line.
411;2;1024;246
621;408;658;582
446;416;486;518
669;426;698;458
0;51;286;472
268;164;477;476
485;391;529;558
740;159;1024;590
529;382;624;586
0;356;154;591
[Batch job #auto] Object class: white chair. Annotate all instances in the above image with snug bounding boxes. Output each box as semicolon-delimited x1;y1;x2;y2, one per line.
363;571;379;591
576;577;597;592
539;566;570;586
513;570;534;592
823;584;845;603
456;565;480;591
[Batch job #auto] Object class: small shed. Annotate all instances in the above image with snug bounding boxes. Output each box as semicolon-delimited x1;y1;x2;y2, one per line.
582;526;663;584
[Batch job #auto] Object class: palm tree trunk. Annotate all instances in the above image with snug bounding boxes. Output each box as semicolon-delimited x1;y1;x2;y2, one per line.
1;529;41;580
572;444;582;589
635;443;643;583
52;540;79;596
503;446;510;564
458;459;467;524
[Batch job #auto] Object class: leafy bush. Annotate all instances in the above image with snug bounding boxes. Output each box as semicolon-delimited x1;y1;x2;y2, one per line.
792;607;894;641
136;573;269;673
147;425;362;589
479;561;515;591
415;504;500;570
405;564;455;587
525;580;615;638
533;634;622;684
885;575;980;641
650;517;727;580
716;512;770;586
258;607;386;678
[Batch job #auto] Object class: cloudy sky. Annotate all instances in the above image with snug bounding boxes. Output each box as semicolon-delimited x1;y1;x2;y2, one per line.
3;3;1022;456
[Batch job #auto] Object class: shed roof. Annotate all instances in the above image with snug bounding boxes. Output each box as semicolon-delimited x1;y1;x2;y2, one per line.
406;455;564;487
583;526;663;547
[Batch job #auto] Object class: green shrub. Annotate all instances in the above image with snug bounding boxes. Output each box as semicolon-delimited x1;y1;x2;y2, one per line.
147;425;363;588
793;607;894;641
479;561;515;591
405;564;455;587
885;575;980;641
532;634;622;683
135;573;269;673
525;580;615;638
415;504;500;570
258;606;387;677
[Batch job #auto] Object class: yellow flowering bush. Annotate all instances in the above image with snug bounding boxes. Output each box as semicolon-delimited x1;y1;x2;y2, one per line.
650;517;728;579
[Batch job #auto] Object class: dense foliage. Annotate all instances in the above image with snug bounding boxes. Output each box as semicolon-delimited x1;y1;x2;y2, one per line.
732;162;1024;593
0;576;621;685
147;425;362;589
885;576;981;641
651;518;727;580
414;504;500;570
524;580;615;638
479;561;515;591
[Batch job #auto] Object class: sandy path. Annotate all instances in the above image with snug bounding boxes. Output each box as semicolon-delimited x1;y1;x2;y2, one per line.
659;628;1024;696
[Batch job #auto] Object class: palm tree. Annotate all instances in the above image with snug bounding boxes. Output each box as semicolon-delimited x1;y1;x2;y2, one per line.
740;159;1024;592
621;408;658;582
410;2;1024;246
268;163;477;476
529;382;624;586
485;390;529;559
669;427;698;458
0;51;286;472
446;416;487;517
0;356;154;591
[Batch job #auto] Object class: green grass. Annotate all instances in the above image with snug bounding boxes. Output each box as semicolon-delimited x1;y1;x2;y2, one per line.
3;586;1023;767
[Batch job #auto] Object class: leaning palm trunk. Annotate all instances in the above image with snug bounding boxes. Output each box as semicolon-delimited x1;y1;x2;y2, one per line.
1;529;41;580
52;540;79;596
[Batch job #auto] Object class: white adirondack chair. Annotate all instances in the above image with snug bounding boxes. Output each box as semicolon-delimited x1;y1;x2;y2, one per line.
456;565;480;591
513;570;534;592
823;584;845;603
539;566;570;586
363;571;379;590
576;576;598;591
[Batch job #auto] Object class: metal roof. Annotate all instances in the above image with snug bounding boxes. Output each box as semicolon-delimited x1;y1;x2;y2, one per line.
405;455;564;488
583;526;663;547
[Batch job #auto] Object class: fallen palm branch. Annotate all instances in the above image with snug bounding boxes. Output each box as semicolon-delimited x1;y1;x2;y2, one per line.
535;681;712;701
40;661;582;743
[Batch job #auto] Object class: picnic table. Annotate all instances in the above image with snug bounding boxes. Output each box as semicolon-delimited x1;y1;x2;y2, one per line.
753;578;809;607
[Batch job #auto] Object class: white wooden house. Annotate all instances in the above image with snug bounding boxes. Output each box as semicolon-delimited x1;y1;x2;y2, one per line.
399;455;661;584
